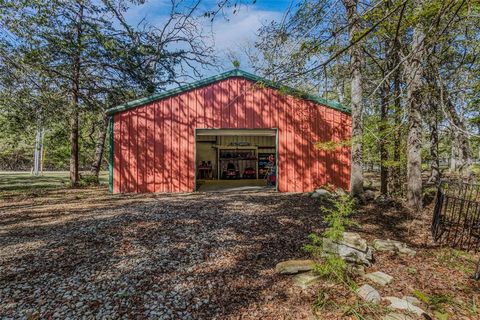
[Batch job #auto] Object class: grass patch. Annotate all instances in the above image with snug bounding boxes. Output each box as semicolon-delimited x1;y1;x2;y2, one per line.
0;171;108;196
435;248;477;274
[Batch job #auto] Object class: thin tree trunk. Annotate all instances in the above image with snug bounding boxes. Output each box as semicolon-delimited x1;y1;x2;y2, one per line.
388;58;402;196
442;89;472;176
406;0;425;211
344;0;364;197
90;115;108;181
337;80;345;104
33;120;42;176
379;79;389;195
428;104;440;184
70;1;83;186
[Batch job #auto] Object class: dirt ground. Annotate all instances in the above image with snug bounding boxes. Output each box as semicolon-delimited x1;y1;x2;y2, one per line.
0;187;328;319
1;185;479;319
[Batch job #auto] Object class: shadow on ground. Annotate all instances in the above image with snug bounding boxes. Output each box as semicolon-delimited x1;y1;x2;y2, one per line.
0;187;326;319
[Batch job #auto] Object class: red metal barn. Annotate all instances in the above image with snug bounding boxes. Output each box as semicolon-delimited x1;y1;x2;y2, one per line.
107;70;351;193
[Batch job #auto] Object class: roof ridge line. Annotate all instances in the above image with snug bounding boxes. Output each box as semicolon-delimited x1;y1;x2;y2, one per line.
106;70;350;115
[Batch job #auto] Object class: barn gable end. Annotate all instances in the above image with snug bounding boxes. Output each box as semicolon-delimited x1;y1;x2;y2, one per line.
108;70;351;193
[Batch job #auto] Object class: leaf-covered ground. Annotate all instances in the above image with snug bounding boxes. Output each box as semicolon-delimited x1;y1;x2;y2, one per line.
0;185;479;319
0;187;327;319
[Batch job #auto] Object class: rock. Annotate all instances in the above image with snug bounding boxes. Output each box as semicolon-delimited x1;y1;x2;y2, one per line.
322;232;373;266
347;264;365;276
372;239;416;257
356;284;381;303
364;190;375;201
383;313;414;320
292;271;321;289
364;271;393;286
275;260;316;274
384;297;426;316
311;192;321;198
372;239;401;251
397;247;417;257
403;296;422;306
375;195;395;206
315;188;331;196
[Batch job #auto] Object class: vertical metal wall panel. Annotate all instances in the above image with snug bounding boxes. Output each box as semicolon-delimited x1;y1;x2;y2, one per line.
187;90;195;191
113;114;121;193
153;101;162;192
112;77;351;193
164;98;172;192
119;112;128;192
127;109;135;192
145;103;155;192
237;79;246;129
137;106;146;192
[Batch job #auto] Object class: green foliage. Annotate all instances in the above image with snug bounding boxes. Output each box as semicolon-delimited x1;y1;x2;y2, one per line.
321;194;355;240
313;253;348;281
413;289;454;316
303;233;323;256
435;248;477;274
77;173;101;187
0;0;215;173
315;139;351;152
232;59;240;69
304;194;355;282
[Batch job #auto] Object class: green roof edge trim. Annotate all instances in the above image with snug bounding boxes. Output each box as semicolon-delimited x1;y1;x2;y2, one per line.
106;69;351;116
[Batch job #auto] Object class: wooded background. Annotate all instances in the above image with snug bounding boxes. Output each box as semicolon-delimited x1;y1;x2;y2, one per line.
0;0;478;210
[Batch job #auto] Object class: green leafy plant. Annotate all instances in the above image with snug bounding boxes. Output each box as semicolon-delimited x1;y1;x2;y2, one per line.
321;194;355;240
77;173;100;187
315;139;351;152
304;194;355;282
413;289;454;315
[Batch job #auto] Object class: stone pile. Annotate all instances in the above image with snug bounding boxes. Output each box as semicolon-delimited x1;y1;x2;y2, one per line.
274;259;320;289
276;230;424;318
322;232;373;268
372;239;417;257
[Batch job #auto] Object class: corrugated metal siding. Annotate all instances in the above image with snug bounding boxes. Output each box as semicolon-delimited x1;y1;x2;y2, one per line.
113;77;351;193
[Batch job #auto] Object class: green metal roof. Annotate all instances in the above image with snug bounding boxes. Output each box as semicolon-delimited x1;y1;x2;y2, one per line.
106;69;350;116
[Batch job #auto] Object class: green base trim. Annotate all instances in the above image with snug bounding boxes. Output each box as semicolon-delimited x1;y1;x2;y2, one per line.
106;69;350;116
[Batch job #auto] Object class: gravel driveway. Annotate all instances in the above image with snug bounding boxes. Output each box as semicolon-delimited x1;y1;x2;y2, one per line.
0;188;325;319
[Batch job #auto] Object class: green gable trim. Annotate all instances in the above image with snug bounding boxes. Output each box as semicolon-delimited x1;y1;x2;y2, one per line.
108;116;114;193
106;69;350;116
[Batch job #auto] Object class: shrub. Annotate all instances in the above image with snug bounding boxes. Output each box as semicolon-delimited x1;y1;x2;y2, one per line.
77;173;99;187
304;194;355;282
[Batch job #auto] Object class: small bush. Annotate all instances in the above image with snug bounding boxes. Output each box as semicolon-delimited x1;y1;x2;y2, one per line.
304;194;355;282
77;173;99;187
322;194;355;240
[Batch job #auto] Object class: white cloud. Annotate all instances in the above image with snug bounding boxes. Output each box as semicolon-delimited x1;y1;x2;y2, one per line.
123;1;283;76
208;9;282;52
125;1;281;52
205;8;282;72
123;0;172;27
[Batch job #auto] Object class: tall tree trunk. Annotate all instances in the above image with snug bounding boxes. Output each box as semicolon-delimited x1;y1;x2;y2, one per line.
441;89;472;176
344;0;364;197
379;77;389;195
337;79;345;104
33;126;41;175
406;0;425;211
90;114;108;181
389;58;402;196
427;103;440;184
70;1;83;186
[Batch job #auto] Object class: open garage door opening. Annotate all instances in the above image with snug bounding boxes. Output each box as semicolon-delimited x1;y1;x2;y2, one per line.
195;129;278;192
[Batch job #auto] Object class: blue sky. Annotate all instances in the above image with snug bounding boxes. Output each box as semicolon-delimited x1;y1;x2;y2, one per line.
124;0;294;77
